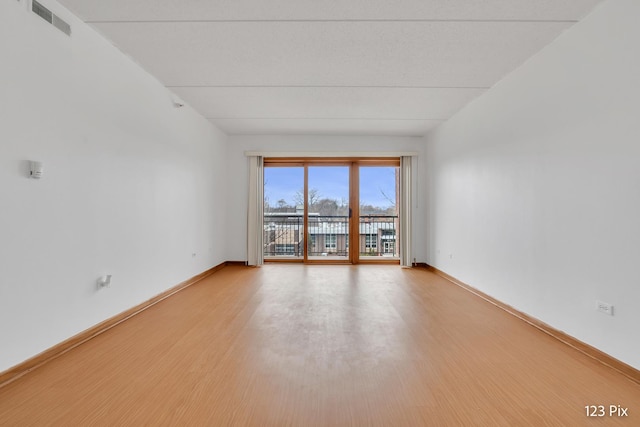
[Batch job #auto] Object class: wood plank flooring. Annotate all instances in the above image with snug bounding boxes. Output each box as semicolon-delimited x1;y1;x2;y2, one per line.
1;265;639;426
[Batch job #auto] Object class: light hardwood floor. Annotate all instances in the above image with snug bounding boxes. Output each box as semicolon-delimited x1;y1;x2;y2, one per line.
1;265;638;426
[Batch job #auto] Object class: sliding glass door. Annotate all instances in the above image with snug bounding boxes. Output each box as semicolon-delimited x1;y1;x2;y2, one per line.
307;165;350;262
263;165;304;259
263;159;400;264
358;165;400;260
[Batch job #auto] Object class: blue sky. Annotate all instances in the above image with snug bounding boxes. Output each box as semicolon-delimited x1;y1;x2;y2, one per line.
264;166;396;208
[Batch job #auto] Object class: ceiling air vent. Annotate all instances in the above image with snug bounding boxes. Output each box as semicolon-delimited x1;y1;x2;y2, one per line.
32;0;71;36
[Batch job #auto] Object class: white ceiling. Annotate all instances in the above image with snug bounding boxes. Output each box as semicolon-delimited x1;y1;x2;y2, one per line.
57;0;603;136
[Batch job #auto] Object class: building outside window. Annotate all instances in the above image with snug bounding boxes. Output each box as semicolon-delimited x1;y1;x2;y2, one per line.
365;234;377;249
275;244;295;255
381;229;396;255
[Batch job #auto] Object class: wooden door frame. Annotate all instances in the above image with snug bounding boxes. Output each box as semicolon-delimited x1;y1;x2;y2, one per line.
304;161;352;264
263;157;400;265
356;159;401;265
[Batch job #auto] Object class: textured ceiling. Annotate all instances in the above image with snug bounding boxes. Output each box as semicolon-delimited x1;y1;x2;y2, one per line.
57;0;603;136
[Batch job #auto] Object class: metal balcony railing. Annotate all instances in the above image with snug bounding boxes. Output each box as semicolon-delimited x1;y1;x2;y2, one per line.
307;215;349;257
263;213;304;257
359;215;398;257
263;213;398;258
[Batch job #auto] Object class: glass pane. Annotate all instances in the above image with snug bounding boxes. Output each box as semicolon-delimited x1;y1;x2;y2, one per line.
307;166;350;260
263;167;304;258
359;166;399;259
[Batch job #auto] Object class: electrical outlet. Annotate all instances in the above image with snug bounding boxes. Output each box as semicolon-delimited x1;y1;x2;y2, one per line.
596;300;614;316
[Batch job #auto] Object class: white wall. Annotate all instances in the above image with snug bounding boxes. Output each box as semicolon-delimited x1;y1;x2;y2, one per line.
226;135;427;263
0;0;228;372
424;0;640;369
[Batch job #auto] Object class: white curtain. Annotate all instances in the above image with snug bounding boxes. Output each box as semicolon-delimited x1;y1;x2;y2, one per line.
247;156;264;266
399;156;413;267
